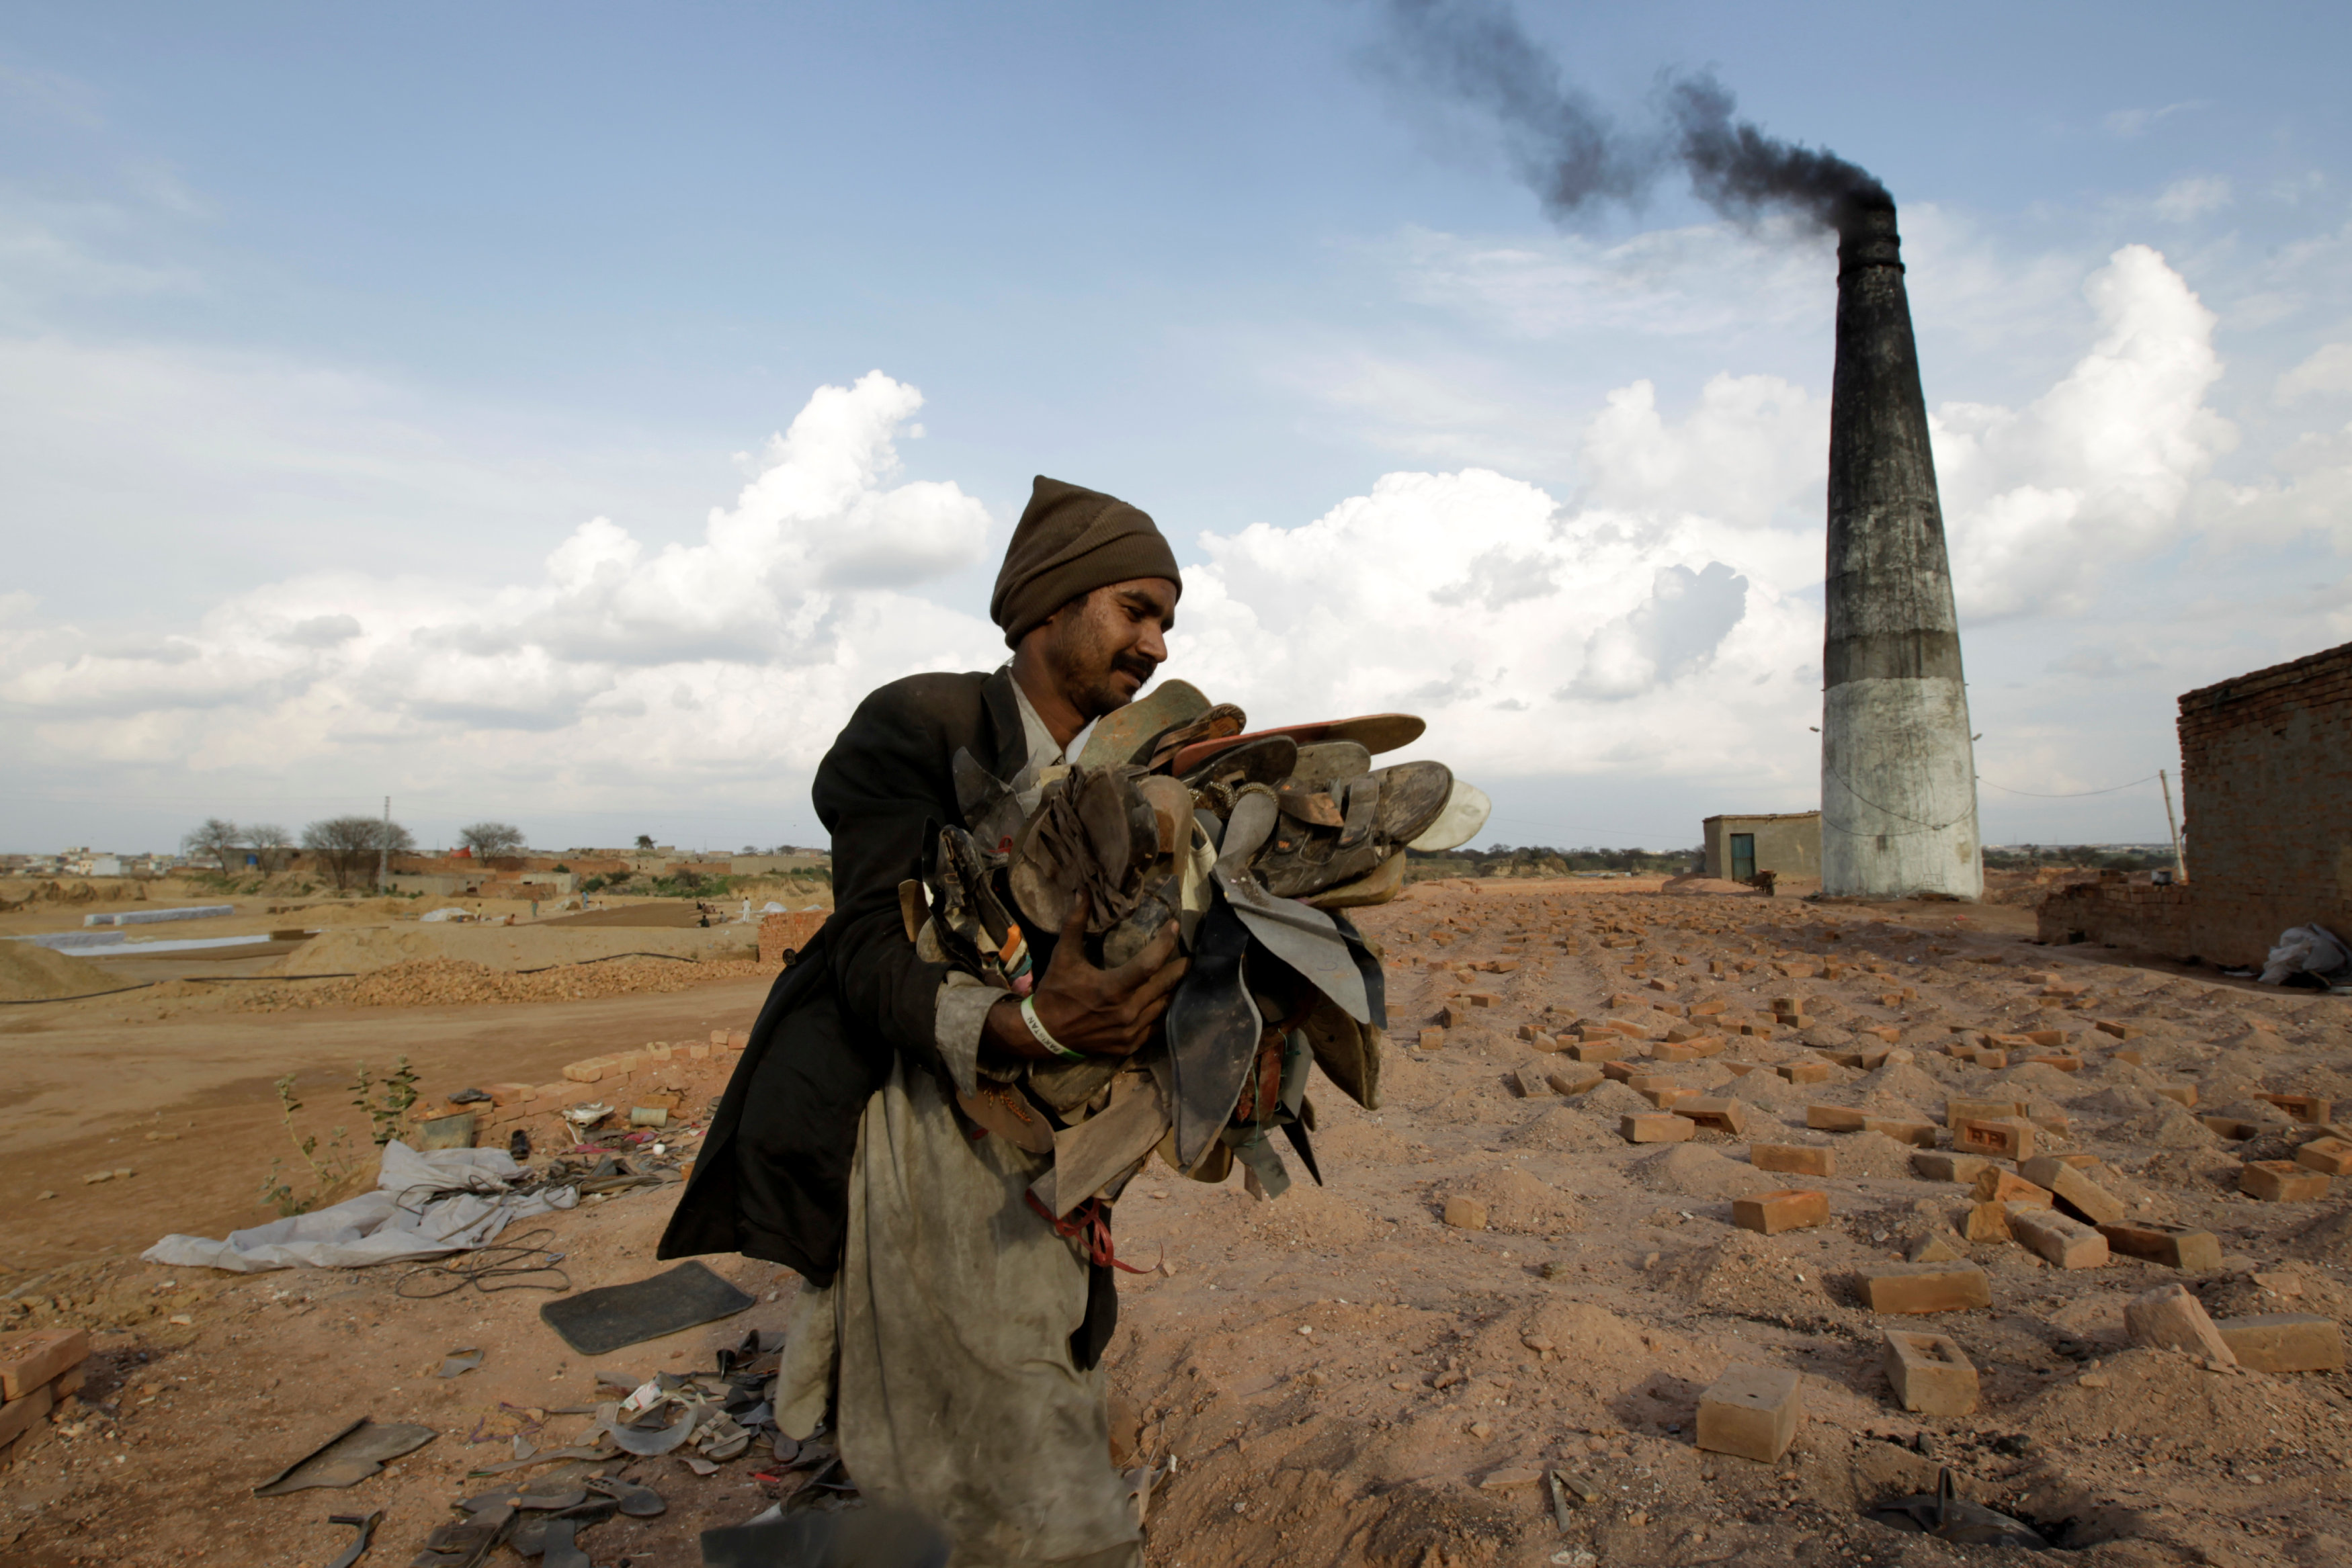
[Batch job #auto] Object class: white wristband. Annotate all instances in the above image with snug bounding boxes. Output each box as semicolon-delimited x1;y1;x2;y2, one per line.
1019;995;1084;1061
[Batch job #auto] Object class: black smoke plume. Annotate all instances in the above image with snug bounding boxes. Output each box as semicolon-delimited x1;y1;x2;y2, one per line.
1375;0;1890;237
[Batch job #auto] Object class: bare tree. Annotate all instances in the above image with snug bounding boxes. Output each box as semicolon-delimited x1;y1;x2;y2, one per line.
247;822;295;874
181;818;242;873
304;816;416;891
459;821;526;858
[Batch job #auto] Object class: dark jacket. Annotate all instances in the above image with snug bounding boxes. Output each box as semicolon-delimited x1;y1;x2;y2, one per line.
658;666;1031;1282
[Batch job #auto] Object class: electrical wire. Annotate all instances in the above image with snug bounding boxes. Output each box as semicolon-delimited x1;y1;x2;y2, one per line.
393;1228;572;1299
1976;773;2160;799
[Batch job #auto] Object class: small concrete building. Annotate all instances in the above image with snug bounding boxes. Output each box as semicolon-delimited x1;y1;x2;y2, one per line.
1702;813;1822;884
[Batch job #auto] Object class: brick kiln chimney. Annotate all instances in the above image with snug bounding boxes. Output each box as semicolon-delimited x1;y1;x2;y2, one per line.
1819;200;1982;898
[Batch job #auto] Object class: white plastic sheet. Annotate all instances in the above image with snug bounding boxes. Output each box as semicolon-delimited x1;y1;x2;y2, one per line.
142;1140;576;1273
2259;923;2352;987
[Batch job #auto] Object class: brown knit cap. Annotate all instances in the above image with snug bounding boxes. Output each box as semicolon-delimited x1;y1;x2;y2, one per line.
989;476;1183;648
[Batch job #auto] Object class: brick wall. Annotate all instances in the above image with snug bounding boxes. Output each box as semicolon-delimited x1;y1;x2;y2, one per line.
2177;640;2352;965
759;909;828;964
2035;877;2197;954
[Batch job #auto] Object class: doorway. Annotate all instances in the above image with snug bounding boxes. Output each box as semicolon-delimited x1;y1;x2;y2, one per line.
1730;833;1756;883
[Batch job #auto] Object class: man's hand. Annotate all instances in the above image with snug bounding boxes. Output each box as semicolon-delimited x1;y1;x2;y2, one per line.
984;891;1188;1061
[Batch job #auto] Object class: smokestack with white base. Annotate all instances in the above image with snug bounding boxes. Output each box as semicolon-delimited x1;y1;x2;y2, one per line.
1819;201;1982;899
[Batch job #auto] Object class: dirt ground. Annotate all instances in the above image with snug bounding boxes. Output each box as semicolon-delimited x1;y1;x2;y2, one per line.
3;878;2349;1567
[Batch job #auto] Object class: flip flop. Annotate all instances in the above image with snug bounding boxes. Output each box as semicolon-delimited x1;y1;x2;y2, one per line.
1212;789;1371;1023
586;1475;666;1517
1405;779;1491;852
1304;848;1406;910
1289;740;1370;793
1165;898;1263;1171
1179;736;1298;794
1368;760;1454;843
1298;992;1382;1110
321;1512;381;1568
1075;679;1212;770
1169;713;1425;777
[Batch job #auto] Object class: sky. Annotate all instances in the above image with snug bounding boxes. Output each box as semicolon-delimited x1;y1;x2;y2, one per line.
5;1;2351;857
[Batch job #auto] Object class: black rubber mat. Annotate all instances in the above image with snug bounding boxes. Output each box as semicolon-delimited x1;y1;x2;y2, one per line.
538;1260;755;1356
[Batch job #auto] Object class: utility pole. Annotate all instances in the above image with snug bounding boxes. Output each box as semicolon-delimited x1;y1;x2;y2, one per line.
2158;769;2185;883
378;795;391;894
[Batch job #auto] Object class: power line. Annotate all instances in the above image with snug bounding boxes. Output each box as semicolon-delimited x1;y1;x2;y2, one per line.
1976;773;2160;799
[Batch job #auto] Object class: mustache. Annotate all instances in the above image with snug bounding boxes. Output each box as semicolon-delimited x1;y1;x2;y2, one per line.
1112;652;1159;682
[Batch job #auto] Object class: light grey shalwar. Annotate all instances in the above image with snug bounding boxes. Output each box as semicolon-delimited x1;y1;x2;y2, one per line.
774;687;1140;1568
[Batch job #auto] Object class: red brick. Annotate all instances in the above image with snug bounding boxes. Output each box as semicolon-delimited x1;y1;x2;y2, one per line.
1752;1143;1835;1178
0;1330;87;1401
2240;1161;2330;1202
1732;1188;1829;1235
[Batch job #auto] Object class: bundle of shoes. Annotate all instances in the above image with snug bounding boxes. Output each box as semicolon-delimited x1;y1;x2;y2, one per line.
904;680;1488;1216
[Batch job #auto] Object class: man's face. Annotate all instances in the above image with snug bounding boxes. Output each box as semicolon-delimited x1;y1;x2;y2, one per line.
1038;578;1178;721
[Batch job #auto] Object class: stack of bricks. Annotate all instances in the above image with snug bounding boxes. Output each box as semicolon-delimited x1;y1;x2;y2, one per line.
1;1329;89;1458
407;1029;751;1147
758;910;828;965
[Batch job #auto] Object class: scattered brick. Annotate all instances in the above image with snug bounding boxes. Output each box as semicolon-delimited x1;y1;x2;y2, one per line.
2294;1136;2352;1176
1695;1364;1804;1463
1777;1061;1831;1085
2018;1156;2126;1225
1545;1068;1603;1098
2095;1020;2143;1039
1962;1203;2012;1244
2239;1161;2330;1203
2124;1282;2236;1363
2008;1206;2108;1269
1752;1143;1835;1178
1620;1113;1697;1145
0;1329;87;1401
2214;1314;2346;1374
1946;1096;2025;1127
2155;1084;2199;1107
1966;1170;2060;1213
2094;1221;2222;1272
1866;1119;1939;1149
1956;1117;2035;1162
1732;1188;1829;1235
2257;1093;2332;1125
1443;1196;1488;1230
1677;1097;1748;1134
1882;1330;1978;1415
0;1381;55;1450
1909;1233;1965;1264
1419;1028;1445;1049
1912;1152;1992;1184
1859;1262;1991;1315
1806;1105;1866;1133
2200;1116;2259;1141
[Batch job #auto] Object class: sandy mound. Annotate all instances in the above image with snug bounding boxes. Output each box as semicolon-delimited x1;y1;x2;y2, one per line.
0;940;118;1001
1579;1080;1654;1119
1505;1104;1623;1153
2285;1207;2352;1266
1435;1167;1583;1235
1690;1229;1838;1318
2110;1102;2220;1152
2023;1348;2341;1463
1630;1143;1779;1200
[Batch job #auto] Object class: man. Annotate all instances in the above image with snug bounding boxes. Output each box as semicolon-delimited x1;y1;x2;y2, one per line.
663;477;1190;1567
